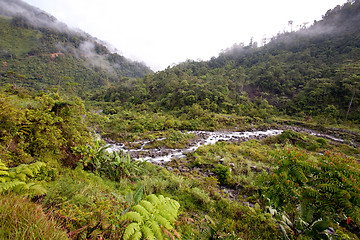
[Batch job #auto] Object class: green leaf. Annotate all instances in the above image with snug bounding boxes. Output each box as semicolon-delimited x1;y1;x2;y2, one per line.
123;223;140;240
133;185;144;205
0;180;25;193
140;200;155;213
131;229;142;240
155;214;172;230
150;220;163;240
142;225;155;240
122;212;143;224
0;170;9;176
133;204;150;219
147;194;160;206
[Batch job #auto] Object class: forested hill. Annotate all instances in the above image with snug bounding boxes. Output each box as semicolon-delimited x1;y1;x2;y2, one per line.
92;0;360;121
0;0;152;96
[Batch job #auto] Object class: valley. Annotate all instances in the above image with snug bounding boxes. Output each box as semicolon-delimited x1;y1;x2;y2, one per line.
0;0;360;239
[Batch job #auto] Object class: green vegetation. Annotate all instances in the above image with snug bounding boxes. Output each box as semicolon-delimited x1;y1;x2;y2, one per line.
0;194;69;240
0;0;360;239
262;146;360;239
0;15;152;96
122;194;180;240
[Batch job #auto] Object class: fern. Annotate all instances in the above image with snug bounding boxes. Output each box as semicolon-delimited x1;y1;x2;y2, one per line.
147;194;160;206
121;194;180;240
149;220;163;240
122;212;143;224
142;225;155;240
123;223;140;240
263;146;360;238
140;200;155;213
0;160;9;183
0;180;25;193
154;215;172;230
133;204;150;219
0;159;47;196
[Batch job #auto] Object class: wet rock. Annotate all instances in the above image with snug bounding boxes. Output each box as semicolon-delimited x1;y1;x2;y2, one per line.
250;165;261;172
243;202;255;208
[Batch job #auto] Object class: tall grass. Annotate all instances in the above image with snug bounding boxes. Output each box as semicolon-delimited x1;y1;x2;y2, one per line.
0;194;69;240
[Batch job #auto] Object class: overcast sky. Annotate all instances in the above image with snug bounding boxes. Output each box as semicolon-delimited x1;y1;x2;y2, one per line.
22;0;348;71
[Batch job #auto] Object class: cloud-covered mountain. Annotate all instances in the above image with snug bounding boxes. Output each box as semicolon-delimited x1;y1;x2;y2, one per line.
0;0;153;94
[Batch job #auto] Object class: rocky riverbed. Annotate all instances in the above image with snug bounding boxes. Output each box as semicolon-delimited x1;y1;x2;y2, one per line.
105;124;356;165
106;129;284;163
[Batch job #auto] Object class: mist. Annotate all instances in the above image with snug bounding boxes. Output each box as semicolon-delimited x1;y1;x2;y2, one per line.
0;0;72;33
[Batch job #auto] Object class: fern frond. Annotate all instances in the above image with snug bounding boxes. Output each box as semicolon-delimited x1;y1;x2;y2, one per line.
147;220;162;240
131;229;142;240
0;180;25;193
169;199;180;210
155;214;172;230
16;173;28;181
142;225;156;240
29;162;46;174
133;204;150;219
319;184;337;193
123;223;140;240
158;195;166;202
28;183;47;196
159;210;176;223
121;211;143;224
140;200;155;213
0;167;9;183
21;182;36;191
133;185;144;205
0;170;9;176
123;194;180;240
0;160;8;171
22;165;35;177
7;171;16;179
147;194;160;206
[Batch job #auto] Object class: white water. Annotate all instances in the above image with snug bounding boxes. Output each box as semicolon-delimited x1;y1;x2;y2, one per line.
106;129;283;163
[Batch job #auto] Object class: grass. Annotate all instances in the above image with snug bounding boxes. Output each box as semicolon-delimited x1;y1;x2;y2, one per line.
0;193;69;240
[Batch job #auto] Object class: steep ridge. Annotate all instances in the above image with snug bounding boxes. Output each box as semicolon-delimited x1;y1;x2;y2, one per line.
0;0;152;95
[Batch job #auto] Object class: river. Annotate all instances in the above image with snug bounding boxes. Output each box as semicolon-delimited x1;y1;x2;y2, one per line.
106;129;284;162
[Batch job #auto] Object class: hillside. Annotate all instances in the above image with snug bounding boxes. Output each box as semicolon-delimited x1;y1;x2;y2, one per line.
91;0;360;122
0;0;152;96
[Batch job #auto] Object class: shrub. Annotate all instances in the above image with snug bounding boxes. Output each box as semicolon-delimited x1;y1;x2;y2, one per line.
213;164;232;186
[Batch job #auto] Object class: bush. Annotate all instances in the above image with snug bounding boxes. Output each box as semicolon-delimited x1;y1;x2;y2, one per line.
213;164;232;186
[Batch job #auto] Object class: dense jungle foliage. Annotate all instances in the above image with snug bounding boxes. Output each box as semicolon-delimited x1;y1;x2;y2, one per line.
90;0;360;122
0;0;360;239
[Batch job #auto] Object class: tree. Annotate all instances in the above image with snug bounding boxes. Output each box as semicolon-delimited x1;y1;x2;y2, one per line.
288;20;294;32
344;74;360;119
336;62;360;119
